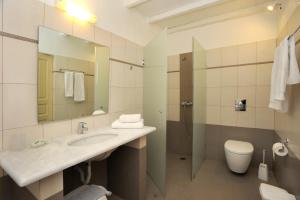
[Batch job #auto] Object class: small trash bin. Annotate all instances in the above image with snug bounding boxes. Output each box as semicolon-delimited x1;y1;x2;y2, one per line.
64;185;112;200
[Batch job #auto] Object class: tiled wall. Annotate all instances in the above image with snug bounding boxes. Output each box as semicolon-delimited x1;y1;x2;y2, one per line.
167;55;180;121
275;7;300;159
205;39;276;130
0;0;144;198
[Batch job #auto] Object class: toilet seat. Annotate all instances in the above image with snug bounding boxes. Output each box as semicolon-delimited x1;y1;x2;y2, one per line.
224;140;254;155
259;183;296;200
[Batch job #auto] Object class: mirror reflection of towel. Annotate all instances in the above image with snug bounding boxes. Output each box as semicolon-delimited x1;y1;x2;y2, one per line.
74;72;85;102
64;71;74;97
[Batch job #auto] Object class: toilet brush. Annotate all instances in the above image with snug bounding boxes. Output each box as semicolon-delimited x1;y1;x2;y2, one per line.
258;149;269;181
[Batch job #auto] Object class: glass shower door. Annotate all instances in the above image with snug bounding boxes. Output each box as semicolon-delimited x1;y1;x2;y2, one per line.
192;38;206;179
143;30;167;193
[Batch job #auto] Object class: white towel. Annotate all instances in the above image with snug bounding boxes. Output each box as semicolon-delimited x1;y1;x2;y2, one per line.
112;119;144;129
119;114;141;123
269;37;289;112
287;36;300;85
64;71;74;97
74;72;85;102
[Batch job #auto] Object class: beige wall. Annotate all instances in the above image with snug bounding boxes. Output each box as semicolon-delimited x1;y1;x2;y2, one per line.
167;11;278;55
206;39;276;130
167;55;180;121
0;0;144;198
275;7;300;159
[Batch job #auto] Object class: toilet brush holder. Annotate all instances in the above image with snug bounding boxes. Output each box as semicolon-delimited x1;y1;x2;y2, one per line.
258;149;268;182
258;163;268;181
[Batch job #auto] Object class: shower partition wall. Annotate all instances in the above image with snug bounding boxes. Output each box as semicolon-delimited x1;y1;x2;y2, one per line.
143;30;168;194
192;38;206;179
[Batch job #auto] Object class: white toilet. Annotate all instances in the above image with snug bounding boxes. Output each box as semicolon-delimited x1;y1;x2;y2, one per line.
260;183;296;200
224;140;254;173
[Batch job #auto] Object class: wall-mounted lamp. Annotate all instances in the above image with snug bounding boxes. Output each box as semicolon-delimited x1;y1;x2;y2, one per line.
267;2;283;12
57;0;96;23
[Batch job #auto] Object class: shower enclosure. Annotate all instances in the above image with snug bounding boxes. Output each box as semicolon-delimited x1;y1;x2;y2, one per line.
144;33;206;193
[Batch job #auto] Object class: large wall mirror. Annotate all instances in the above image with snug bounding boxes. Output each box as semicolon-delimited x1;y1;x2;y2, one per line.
38;27;110;122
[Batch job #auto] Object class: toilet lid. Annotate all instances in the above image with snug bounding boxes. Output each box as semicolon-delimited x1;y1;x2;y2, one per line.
259;183;296;200
224;140;254;155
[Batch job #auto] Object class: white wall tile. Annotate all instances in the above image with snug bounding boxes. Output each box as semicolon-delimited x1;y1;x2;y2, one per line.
3;125;43;151
43;120;72;140
168;89;180;105
3;37;37;84
110;61;125;87
44;5;73;35
237;107;255;128
256;86;270;107
0;1;2;31
167;105;180;121
136;45;144;66
168;55;180;71
73;21;95;42
257;39;276;62
206;48;221;67
207;87;221;106
221;106;237;126
93;114;110;129
94;27;111;47
238;43;257;64
109;87;124;113
3;84;37;129
256;64;272;86
221;67;238;86
221;87;237;106
124;65;136;87
238;65;256;86
71;116;94;135
237;86;256;107
255;108;274;130
168;72;180;89
125;41;137;64
0;37;2;83
206;106;220;124
135;67;143;88
221;46;238;66
136;87;143;108
111;34;126;60
206;69;221;87
3;0;44;39
124;88;136;111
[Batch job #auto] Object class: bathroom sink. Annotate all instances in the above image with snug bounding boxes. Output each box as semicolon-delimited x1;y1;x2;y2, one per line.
68;134;118;146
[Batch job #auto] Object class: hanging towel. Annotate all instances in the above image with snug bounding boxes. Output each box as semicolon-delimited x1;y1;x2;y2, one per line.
287;36;300;84
74;72;85;102
112;119;144;129
269;37;289;112
119;114;142;123
64;71;74;97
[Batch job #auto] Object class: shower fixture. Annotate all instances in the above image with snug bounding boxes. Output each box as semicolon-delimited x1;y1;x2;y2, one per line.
267;2;283;11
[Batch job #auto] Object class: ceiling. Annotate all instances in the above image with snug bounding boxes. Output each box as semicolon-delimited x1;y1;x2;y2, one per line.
126;0;284;28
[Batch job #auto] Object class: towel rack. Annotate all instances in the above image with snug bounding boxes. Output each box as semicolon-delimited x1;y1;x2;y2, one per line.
52;68;94;77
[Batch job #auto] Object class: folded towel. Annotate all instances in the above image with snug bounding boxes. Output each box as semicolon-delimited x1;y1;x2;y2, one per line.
64;71;74;97
269;37;289;112
74;72;85;102
112;119;144;129
119;114;141;123
287;36;300;85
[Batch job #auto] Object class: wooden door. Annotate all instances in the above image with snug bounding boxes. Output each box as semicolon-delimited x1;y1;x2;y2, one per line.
38;53;53;121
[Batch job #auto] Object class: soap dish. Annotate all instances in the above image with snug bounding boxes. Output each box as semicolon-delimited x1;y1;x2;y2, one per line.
31;140;48;148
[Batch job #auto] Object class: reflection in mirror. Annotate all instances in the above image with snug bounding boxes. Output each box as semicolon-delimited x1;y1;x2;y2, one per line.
38;26;110;122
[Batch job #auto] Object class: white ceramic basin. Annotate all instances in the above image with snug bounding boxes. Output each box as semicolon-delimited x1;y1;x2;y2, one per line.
68;134;118;146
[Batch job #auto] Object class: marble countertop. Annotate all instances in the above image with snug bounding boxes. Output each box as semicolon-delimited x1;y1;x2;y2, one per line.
0;126;156;187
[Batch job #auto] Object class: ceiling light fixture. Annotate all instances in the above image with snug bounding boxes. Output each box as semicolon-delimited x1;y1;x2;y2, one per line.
57;0;96;23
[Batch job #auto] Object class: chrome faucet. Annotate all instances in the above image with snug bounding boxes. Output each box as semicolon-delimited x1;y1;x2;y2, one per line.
78;122;88;134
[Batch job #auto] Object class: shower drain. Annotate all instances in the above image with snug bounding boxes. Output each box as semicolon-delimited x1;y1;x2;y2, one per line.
179;157;186;160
